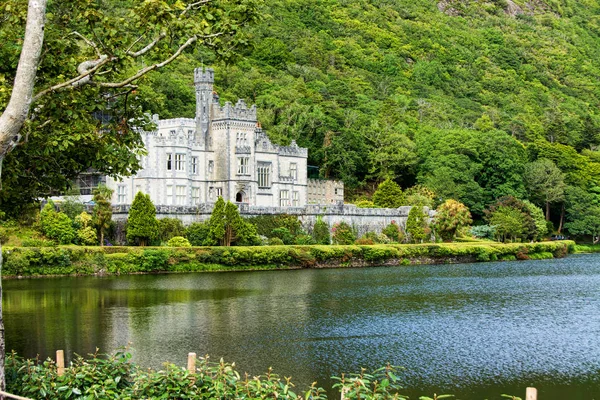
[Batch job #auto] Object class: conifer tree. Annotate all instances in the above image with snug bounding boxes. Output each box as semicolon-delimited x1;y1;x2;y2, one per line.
406;206;428;243
372;179;404;208
126;192;158;246
205;197;226;246
312;216;331;245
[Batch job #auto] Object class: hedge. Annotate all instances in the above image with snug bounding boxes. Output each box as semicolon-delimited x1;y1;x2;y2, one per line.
1;241;575;277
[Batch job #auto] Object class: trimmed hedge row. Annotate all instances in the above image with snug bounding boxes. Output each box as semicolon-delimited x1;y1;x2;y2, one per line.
1;241;575;277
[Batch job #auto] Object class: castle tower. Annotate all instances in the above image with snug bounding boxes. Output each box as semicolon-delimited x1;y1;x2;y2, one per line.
194;67;214;148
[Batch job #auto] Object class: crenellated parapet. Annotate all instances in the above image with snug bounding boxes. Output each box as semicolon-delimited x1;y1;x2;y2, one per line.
212;99;257;121
277;140;308;157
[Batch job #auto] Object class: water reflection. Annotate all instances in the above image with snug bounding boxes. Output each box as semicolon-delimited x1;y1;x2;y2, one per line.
5;255;600;399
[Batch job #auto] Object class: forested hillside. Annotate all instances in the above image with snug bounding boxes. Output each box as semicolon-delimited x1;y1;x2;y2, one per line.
136;0;600;227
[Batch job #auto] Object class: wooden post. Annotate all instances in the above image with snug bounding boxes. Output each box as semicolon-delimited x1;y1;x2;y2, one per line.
526;387;537;400
187;352;197;373
56;350;65;376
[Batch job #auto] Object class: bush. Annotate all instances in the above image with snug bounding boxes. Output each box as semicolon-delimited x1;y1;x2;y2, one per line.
470;225;496;240
332;222;356;245
382;222;404;243
432;200;472;242
40;202;76;244
271;227;294;244
75;212;97;245
21;238;56;247
127;193;159;246
355;238;375;245
372;179;403;208
355;200;377;208
158;218;186;242
186;222;210;246
295;234;315;245
268;237;285;246
247;214;304;238
406;206;428;243
167;236;192;247
312;217;330;245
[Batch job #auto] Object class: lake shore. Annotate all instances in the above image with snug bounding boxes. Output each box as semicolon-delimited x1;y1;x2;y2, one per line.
1;241;574;278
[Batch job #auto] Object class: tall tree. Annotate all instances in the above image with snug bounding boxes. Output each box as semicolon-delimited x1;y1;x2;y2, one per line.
432;199;472;242
127;192;159;246
0;0;260;387
372;178;404;208
523;158;566;220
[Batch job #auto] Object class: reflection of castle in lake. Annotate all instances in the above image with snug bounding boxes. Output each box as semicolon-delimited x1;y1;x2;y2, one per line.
105;67;343;208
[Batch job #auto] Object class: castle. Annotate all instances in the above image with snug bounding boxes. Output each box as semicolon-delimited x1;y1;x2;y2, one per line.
105;67;343;207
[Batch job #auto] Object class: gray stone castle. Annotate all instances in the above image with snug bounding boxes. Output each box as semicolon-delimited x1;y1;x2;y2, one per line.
105;67;344;207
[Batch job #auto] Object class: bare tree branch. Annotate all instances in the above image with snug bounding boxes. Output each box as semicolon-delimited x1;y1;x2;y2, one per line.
125;32;149;54
32;55;112;102
70;31;102;58
99;33;224;88
181;0;212;17
127;32;167;57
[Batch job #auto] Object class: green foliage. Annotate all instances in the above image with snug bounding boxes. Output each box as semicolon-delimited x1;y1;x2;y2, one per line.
382;222;404;243
406;207;428;243
126;192;159;246
372;179;404;208
355;200;377;208
432;200;473;242
59;190;85;220
93;185;113;246
206;198;260;246
523;200;548;240
403;185;437;208
1;241;574;277
39;202;76;244
485;196;537;241
0;0;262;216
470;225;496;240
186;222;210;246
166;236;192;247
312;217;331;245
268;237;285;246
332;364;407;399
488;206;526;242
247;214;304;238
564;185;600;240
271;227;295;245
523;158;566;215
158;218;186;242
331;222;356;245
75;212;97;245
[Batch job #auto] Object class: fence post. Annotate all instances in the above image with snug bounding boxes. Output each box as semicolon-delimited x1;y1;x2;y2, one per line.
56;350;65;376
526;387;537;400
187;352;197;374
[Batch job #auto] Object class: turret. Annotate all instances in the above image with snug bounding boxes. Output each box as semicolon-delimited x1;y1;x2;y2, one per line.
194;67;214;148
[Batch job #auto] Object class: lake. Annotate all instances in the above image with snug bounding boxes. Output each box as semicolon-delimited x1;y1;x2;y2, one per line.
4;254;600;399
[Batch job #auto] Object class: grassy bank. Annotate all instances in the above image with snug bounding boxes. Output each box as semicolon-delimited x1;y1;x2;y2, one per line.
574;244;600;253
1;241;574;278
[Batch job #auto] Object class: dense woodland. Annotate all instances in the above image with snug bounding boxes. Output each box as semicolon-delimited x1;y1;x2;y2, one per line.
3;0;600;237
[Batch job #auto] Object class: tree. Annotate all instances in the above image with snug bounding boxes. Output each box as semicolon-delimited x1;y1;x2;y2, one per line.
523;158;566;220
488;206;526;243
406;206;428;243
0;0;260;214
0;0;260;386
372;179;404;208
126;192;159;246
92;185;113;247
75;212;98;246
485;196;537;241
523;200;548;241
312;216;330;245
432;200;472;242
564;186;600;243
39;202;76;244
205;198;259;246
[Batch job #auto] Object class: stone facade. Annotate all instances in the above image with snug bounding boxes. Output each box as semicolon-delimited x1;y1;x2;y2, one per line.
307;179;344;204
105;67;328;207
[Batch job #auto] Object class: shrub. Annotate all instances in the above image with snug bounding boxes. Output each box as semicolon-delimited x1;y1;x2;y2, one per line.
355;200;376;208
332;222;356;245
312;217;330;245
470;225;496;240
167;236;192;247
295;234;315;245
75;212;97;245
158;218;186;242
355;238;375;245
406;206;428;243
21;238;56;247
372;179;403;208
39;202;76;244
268;237;285;246
186;222;210;246
432;199;472;242
382;222;404;243
247;214;304;238
271;227;294;245
93;185;114;247
127;193;159;246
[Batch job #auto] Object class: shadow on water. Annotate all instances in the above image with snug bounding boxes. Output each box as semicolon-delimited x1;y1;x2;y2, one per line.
4;254;600;399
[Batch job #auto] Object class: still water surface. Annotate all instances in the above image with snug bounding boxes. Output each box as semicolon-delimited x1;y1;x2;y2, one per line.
4;255;600;399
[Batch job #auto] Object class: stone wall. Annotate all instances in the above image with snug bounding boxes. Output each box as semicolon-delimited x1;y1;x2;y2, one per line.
112;203;434;237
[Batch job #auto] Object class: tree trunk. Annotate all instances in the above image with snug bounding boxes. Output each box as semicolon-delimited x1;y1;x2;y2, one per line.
100;230;104;247
0;1;48;391
0;0;47;152
557;203;565;234
545;201;551;221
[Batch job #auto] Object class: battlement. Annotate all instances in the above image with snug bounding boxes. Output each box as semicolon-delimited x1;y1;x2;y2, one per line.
277;140;308;157
194;67;214;84
212;99;257;122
